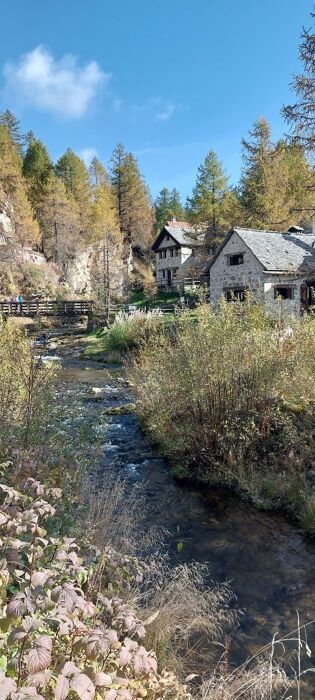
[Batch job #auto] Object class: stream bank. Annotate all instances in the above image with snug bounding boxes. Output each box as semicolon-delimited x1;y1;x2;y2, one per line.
50;332;315;674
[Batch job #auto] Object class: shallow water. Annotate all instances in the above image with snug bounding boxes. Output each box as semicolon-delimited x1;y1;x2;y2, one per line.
53;335;315;676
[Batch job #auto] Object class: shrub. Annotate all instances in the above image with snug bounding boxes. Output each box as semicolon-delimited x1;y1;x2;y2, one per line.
0;475;190;699
102;310;164;352
0;319;54;451
128;301;315;525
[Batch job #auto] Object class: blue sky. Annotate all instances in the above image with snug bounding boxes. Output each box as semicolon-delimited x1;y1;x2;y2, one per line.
0;0;312;200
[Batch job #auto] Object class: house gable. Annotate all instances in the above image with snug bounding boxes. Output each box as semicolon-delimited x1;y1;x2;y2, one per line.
153;229;181;251
209;231;265;306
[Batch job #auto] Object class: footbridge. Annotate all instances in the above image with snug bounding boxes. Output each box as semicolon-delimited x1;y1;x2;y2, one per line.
0;300;93;318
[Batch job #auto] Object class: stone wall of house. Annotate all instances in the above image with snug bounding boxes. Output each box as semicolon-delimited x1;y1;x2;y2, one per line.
263;274;302;318
209;231;304;318
155;240;182;287
209;232;265;305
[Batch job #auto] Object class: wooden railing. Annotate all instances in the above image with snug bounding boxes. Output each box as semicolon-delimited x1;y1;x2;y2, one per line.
0;300;94;317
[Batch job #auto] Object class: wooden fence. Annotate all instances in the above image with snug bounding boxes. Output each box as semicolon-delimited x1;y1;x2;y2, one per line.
0;300;94;317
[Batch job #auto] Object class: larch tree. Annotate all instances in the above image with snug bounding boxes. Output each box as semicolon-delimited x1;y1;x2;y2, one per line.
110;143;128;222
169;188;185;221
281;141;315;225
23;139;53;223
110;145;154;249
89;157;110;188
55;148;92;244
282;11;315;155
154;188;171;232
38;172;80;262
90;169;122;314
186;149;232;249
240;118;289;229
0;110;24;155
240;117;314;229
0;124;39;249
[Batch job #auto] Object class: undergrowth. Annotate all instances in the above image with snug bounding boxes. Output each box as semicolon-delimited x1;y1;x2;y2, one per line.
128;300;315;531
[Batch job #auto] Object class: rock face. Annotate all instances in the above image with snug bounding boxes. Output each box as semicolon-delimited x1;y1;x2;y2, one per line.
63;242;125;300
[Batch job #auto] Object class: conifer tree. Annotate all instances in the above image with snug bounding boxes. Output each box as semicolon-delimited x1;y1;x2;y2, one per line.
240;117;314;229
55;148;92;242
90;170;122;313
0;125;39;248
89;157;110;188
187;149;231;248
110;143;128;221
282;12;315;154
154;187;171;232
23;139;53;215
169;188;185;220
39;172;80;261
0;110;23;155
55;148;91;201
110;145;153;248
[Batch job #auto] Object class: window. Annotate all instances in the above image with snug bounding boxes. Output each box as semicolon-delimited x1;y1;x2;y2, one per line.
191;248;195;256
225;288;246;302
170;248;174;257
159;251;162;259
228;253;244;266
166;234;170;241
274;286;294;300
162;270;166;279
172;268;178;277
175;248;179;256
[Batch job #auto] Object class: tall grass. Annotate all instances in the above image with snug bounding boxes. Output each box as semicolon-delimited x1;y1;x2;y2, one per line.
128;301;315;528
97;309;164;352
0;318;54;451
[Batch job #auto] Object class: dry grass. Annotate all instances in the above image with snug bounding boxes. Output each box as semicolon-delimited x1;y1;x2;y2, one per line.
136;561;237;676
79;471;165;557
199;616;315;700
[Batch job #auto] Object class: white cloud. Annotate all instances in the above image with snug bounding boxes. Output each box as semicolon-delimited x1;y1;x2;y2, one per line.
79;147;98;165
3;46;109;118
130;97;182;124
155;102;178;122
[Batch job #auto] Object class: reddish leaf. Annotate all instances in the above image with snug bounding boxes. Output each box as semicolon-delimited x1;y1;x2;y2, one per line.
31;570;53;588
118;647;132;668
27;641;52;673
71;673;95;700
94;672;112;687
55;674;70;700
27;670;52;688
60;661;80;677
0;676;17;700
36;635;52;651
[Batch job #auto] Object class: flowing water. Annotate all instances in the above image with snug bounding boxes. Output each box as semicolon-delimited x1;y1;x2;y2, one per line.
48;331;315;680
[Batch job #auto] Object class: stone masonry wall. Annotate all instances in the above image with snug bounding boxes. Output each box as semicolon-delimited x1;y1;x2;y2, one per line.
209;232;265;305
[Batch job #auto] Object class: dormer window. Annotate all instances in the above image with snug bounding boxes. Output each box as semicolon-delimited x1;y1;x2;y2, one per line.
228;253;244;266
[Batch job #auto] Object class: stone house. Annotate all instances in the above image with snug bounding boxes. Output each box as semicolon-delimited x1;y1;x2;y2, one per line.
152;220;204;289
209;226;315;316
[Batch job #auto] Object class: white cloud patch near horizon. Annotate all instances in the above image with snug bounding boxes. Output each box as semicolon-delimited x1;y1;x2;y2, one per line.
79;147;99;165
3;46;109;118
155;102;178;122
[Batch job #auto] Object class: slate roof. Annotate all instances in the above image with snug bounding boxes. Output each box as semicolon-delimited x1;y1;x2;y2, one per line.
210;227;315;273
152;221;204;251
